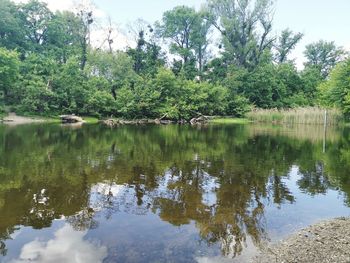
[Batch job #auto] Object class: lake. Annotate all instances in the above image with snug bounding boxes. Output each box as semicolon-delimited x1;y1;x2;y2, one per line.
0;123;350;263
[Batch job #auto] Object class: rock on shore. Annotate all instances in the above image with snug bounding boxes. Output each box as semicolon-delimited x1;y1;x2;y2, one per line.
60;115;84;123
254;217;350;263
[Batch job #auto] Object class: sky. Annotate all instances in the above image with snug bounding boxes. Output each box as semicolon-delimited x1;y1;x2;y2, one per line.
14;0;350;68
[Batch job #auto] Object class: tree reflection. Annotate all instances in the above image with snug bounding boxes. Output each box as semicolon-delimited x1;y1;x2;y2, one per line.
0;123;349;259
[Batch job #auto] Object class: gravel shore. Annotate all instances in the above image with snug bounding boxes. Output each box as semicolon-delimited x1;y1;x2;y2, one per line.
254;217;350;263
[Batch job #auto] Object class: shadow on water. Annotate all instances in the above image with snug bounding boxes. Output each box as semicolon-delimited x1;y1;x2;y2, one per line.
0;123;350;262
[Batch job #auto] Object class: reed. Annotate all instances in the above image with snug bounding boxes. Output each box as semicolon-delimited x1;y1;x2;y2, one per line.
247;107;343;126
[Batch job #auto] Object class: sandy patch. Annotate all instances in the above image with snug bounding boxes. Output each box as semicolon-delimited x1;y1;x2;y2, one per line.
1;113;46;125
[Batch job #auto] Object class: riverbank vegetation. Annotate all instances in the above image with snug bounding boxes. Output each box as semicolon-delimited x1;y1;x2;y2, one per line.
247;107;343;125
0;0;349;122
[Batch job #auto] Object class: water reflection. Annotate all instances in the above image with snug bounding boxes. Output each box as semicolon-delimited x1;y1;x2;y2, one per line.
0;123;350;262
9;224;107;263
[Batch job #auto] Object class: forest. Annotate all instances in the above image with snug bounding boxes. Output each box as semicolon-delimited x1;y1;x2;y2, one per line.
0;0;349;120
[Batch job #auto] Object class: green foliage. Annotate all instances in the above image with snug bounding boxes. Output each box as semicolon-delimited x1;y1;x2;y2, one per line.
203;57;228;83
0;0;347;120
156;6;201;60
300;66;324;104
318;59;350;118
19;0;53;51
275;29;303;64
304;40;347;79
126;30;165;77
17;76;56;114
115;80;161;119
156;6;210;77
0;0;26;52
224;62;314;109
45;11;83;63
206;0;275;69
86;89;115;117
0;48;19;102
225;64;284;108
87;50;139;94
0;104;5;118
227;95;251;117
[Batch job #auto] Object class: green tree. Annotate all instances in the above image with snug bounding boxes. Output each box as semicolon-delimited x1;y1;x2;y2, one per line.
274;29;303;64
0;0;26;53
304;40;347;79
45;11;82;63
0;48;20;103
225;64;285;108
126;29;165;76
203;57;228;83
300;66;324;104
87;50;139;99
206;0;275;69
318;59;350;117
76;7;94;70
156;6;200;64
51;57;89;114
156;6;210;77
19;0;53;51
14;53;57;114
276;63;308;107
115;80;161;118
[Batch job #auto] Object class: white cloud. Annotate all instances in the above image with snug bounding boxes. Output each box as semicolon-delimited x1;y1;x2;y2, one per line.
10;224;107;263
14;0;107;17
46;0;74;12
13;0;74;11
345;44;350;53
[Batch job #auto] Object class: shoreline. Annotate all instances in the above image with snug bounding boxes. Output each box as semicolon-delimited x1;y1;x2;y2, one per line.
1;112;48;125
254;217;350;263
0;113;346;127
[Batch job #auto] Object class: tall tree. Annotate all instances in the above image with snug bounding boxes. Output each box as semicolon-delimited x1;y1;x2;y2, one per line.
127;31;165;76
274;29;303;64
46;11;83;63
318;59;350;116
127;20;165;76
0;48;19;102
87;50;139;99
304;40;347;79
156;6;200;64
76;7;94;70
19;0;53;50
0;0;26;52
206;0;275;69
155;6;210;75
193;14;212;72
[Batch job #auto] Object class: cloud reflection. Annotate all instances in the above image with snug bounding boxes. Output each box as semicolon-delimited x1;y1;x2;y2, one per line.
10;224;107;263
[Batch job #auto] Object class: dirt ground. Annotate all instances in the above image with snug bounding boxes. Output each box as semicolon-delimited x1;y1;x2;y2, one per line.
254;217;350;263
1;112;46;125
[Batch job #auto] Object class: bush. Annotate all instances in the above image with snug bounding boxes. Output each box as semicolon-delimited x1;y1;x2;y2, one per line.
227;95;251;117
17;82;56;115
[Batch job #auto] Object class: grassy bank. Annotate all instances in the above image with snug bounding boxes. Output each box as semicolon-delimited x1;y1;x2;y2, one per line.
210;118;251;124
247;107;343;125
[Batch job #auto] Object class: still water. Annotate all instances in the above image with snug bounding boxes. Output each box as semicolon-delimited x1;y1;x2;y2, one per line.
0;123;350;262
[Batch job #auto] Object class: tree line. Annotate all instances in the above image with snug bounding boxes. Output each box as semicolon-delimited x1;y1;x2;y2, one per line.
0;0;349;119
